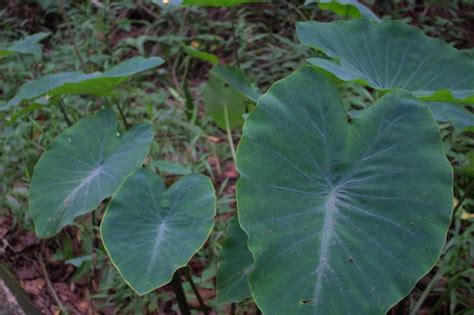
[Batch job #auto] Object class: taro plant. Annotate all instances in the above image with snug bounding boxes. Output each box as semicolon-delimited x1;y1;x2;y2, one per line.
3;1;474;314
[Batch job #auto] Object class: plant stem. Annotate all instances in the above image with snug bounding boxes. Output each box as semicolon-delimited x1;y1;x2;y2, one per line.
59;100;72;127
171;271;191;315
230;303;236;315
58;0;88;72
38;249;68;314
115;102;130;130
224;106;237;165
182;267;209;315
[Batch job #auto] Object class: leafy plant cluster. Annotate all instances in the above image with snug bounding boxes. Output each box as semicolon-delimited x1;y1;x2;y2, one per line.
1;0;473;314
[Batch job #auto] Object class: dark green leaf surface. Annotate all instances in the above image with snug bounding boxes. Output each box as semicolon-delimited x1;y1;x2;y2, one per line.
217;216;253;303
305;0;380;22
211;65;261;103
236;67;453;314
203;74;247;129
29;109;154;238
1;56;164;110
101;169;216;295
154;160;192;175
0;32;50;58
428;102;474;132
297;20;474;103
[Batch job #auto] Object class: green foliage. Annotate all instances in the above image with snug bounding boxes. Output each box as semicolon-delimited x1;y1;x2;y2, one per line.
428;102;474;132
1;56;164;110
101;168;216;295
216;216;253;303
183;45;219;64
29;109;154;237
297;19;474;103
0;32;50;58
236;67;453;314
305;0;380;22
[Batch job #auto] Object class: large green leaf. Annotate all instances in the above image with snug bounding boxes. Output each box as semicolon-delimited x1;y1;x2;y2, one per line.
101;169;216;295
296;20;474;103
305;0;380;22
1;56;164;110
216;216;253;303
29;109;154;238
236;67;453;314
0;32;50;58
428;102;474;132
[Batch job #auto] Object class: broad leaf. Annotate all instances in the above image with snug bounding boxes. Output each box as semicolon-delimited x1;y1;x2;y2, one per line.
101;169;216;295
154;160;192;175
29;109;154;238
297;20;474;103
49;56;164;96
217;216;253;303
1;56;164;110
1;72;80;111
0;32;50;58
211;64;261;103
428;102;474;132
236;67;453;314
203;73;247;129
305;0;380;22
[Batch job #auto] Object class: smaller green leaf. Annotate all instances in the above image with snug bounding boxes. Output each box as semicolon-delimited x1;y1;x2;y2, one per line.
29;109;155;238
217;216;253;304
1;72;80;111
101;169;216;295
154;160;192;175
49;56;165;97
183;45;219;64
456;152;474;177
211;65;261;103
428;102;474;132
65;255;93;267
1;56;164;111
305;0;380;22
203;74;247;129
0;32;50;58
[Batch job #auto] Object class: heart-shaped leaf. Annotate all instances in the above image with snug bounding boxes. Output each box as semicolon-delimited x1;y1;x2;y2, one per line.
0;32;50;58
217;216;253;303
236;67;453;314
1;56;164;110
100;169;216;295
305;0;380;22
297;20;474;103
29;109;154;238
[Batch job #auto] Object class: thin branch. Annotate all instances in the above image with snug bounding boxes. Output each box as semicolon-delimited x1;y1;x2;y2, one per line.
181;267;210;315
38;249;68;314
58;0;88;72
115;102;130;130
58;100;72;127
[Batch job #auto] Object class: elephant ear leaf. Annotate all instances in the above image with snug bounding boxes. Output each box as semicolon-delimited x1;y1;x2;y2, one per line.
0;32;50;58
428;102;474;132
217;216;253;304
236;67;453;314
29;109;154;238
100;169;216;295
305;0;380;22
296;19;474;103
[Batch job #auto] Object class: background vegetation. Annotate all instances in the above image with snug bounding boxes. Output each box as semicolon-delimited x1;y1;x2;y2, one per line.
0;0;472;314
